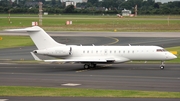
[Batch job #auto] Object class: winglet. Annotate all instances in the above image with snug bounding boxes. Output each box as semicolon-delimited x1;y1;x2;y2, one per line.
30;52;42;61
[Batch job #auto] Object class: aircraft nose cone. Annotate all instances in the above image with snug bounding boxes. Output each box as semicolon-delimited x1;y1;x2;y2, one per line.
170;54;177;59
173;55;177;59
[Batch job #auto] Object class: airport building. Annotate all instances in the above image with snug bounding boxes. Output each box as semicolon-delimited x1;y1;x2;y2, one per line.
65;1;76;7
122;9;131;16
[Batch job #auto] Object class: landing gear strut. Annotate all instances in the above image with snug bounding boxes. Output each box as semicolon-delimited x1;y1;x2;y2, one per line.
83;63;96;69
160;61;165;70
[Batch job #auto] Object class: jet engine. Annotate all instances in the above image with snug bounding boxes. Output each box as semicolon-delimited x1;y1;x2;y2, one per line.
33;46;71;56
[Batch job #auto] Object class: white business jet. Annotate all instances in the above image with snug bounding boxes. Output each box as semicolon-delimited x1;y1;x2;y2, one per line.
6;26;177;70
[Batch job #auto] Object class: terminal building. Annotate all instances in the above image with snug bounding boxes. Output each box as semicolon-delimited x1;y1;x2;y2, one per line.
122;9;132;16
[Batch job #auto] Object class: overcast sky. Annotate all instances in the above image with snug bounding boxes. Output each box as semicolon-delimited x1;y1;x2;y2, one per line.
63;0;180;3
155;0;180;3
11;0;180;3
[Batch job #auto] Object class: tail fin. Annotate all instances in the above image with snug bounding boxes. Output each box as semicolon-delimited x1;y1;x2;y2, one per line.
5;26;65;49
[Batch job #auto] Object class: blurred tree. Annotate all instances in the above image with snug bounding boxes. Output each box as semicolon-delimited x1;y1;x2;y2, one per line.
64;5;75;13
88;0;99;5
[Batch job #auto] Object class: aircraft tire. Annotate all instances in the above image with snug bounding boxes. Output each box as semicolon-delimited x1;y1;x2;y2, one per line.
160;65;164;70
84;64;89;69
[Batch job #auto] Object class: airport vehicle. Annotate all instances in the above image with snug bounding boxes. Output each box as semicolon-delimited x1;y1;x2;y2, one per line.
6;26;177;70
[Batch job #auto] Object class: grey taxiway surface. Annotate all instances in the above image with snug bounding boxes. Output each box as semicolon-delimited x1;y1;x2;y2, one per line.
0;63;180;91
0;63;180;101
0;32;180;101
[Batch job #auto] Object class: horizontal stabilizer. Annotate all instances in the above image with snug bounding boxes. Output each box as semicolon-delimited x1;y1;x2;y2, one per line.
30;52;42;61
5;27;40;32
5;26;64;50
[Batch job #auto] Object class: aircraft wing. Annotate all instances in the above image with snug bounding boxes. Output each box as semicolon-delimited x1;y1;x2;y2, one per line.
31;52;129;63
31;52;108;62
44;59;107;63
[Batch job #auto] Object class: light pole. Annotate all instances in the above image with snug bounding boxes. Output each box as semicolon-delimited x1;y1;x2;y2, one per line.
8;10;11;24
39;2;43;26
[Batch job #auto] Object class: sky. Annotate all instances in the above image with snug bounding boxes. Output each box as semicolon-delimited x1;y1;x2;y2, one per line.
155;0;180;3
63;0;82;2
64;0;180;3
11;0;180;3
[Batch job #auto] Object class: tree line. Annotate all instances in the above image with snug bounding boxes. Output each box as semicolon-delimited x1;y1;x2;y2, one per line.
0;0;180;15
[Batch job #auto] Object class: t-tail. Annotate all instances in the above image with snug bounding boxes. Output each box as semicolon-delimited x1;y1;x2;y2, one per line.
6;26;65;50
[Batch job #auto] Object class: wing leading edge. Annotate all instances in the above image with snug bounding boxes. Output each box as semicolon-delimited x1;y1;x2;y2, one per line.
31;52;129;63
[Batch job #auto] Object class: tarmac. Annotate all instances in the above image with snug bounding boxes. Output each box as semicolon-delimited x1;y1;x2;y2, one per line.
0;31;179;101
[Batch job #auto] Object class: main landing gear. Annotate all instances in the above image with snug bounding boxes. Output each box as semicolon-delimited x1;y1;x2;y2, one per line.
84;63;96;69
160;61;165;70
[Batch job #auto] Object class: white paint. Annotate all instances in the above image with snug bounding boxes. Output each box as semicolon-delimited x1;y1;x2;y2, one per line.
0;99;8;101
0;63;15;65
61;83;81;86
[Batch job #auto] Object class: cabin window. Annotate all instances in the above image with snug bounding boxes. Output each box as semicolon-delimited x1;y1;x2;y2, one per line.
87;51;89;53
96;50;98;53
114;51;116;53
110;51;112;53
119;51;121;53
156;49;166;52
157;49;162;52
83;51;85;53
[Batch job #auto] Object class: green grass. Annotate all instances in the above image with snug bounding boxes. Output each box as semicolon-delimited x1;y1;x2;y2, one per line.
0;86;179;98
0;35;34;49
0;14;180;31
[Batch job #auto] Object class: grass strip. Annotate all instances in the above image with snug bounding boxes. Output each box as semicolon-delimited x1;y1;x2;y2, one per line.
0;14;180;32
0;86;180;98
0;35;34;49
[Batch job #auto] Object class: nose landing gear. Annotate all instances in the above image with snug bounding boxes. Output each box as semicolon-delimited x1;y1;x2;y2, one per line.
160;61;165;70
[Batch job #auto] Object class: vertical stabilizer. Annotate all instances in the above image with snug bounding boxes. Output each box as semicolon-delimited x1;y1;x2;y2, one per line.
6;26;65;49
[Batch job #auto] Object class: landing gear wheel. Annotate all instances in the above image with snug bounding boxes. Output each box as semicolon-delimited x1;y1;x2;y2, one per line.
84;64;89;69
160;61;165;70
160;65;164;70
92;64;97;68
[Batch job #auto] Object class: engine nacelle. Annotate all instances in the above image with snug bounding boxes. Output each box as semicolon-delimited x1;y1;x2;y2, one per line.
33;46;71;56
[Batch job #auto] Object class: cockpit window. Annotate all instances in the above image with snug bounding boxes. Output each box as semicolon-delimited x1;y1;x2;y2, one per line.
156;49;167;52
